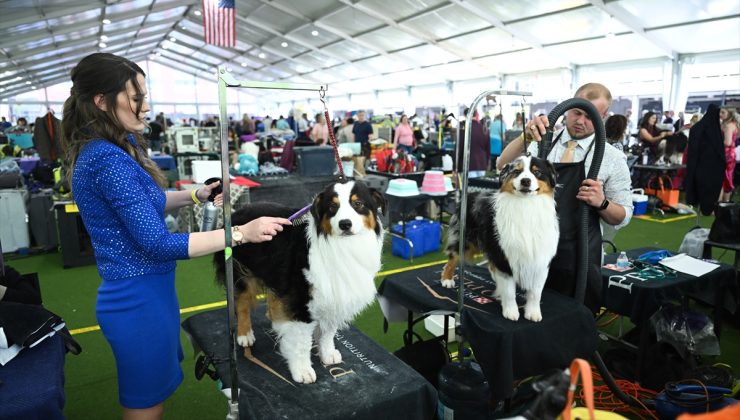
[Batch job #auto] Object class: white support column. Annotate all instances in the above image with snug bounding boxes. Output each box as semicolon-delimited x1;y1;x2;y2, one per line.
672;56;691;114
661;59;675;113
571;66;580;94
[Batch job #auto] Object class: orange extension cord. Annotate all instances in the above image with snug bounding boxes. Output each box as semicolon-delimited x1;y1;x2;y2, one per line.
572;365;660;419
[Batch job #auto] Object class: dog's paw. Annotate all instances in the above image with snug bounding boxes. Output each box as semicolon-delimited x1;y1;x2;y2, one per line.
441;279;456;288
320;349;342;366
290;364;317;384
502;304;520;321
524;306;543;322
236;330;256;347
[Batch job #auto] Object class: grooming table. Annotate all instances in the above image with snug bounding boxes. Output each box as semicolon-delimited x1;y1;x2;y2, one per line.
378;264;598;400
181;307;437;420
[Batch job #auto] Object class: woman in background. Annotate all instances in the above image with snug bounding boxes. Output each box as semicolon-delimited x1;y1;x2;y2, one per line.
310;113;329;145
605;114;628;153
639;111;670;162
61;52;289;419
488;114;505;171
719;107;737;202
393;114;415;153
511;112;524;131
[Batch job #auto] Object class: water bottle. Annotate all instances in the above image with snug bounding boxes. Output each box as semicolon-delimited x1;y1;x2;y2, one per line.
642;148;648;165
616;251;629;270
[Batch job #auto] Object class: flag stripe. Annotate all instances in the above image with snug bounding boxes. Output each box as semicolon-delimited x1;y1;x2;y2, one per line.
202;0;235;47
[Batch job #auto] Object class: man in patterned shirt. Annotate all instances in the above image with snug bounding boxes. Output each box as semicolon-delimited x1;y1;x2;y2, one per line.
497;83;633;230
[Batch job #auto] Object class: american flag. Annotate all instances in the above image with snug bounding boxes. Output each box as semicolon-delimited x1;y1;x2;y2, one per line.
203;0;235;47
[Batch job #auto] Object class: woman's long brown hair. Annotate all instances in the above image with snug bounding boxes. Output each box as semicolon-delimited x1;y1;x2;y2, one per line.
61;53;166;188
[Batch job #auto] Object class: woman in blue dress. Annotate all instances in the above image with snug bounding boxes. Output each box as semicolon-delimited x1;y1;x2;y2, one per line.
61;53;291;420
489;114;506;172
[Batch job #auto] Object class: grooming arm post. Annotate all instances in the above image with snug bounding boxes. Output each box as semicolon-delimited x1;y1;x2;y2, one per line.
217;67;329;418
456;89;532;360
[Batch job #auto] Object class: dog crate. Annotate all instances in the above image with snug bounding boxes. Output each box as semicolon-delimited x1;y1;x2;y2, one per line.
294;146;336;177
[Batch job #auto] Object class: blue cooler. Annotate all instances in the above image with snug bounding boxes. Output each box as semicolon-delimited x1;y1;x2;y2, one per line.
391;221;426;259
420;218;441;253
632;188;648;216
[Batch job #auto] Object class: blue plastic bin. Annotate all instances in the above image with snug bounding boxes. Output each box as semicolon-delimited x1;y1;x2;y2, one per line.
391;221;426;259
8;133;33;149
391;218;441;259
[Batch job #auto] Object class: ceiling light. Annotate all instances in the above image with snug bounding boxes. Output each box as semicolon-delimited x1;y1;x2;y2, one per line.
170;37;176;42
258;52;266;59
162;44;168;50
226;67;232;72
100;35;108;41
311;30;319;36
25;81;31;85
31;86;36;90
281;42;288;47
194;10;202;16
98;42;107;48
241;62;247;67
0;88;4;93
181;25;186;30
156;52;162;56
102;18;111;24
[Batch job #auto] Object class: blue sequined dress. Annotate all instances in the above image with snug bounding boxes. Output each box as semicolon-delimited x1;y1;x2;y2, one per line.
72;137;190;408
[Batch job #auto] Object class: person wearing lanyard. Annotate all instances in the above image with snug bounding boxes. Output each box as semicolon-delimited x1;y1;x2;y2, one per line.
496;83;633;311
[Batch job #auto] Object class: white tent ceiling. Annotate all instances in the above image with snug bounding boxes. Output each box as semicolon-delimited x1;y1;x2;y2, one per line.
1;0;738;102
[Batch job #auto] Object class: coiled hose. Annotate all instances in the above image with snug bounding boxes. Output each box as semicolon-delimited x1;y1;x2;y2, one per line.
538;98;605;305
539;99;644;408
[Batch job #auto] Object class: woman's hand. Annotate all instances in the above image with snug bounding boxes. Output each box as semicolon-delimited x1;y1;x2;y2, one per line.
197;181;222;205
238;217;292;243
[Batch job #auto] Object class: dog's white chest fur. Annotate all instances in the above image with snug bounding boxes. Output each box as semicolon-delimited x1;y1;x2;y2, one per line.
493;192;559;290
303;221;384;330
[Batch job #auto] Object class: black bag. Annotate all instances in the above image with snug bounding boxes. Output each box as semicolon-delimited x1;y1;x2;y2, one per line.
708;202;740;244
393;329;450;387
30;159;56;186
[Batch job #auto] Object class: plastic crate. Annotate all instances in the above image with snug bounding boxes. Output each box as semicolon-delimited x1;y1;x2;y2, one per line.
390;218;441;259
295;146;337;176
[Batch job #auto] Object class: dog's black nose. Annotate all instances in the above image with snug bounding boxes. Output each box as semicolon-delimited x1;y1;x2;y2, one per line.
520;178;531;187
338;219;352;231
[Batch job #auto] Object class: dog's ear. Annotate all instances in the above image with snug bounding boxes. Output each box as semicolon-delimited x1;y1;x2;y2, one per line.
310;191;324;223
370;188;386;216
499;162;511;182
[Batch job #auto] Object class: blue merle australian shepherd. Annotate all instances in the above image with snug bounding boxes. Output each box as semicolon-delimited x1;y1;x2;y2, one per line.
442;155;559;322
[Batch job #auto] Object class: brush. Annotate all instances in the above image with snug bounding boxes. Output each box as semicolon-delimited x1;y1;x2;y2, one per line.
288;203;311;225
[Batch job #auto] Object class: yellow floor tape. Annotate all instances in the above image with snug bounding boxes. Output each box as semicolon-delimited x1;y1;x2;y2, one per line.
68;260;448;336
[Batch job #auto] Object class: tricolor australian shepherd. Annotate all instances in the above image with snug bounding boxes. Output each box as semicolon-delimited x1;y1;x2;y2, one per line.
214;180;385;383
441;155;559;322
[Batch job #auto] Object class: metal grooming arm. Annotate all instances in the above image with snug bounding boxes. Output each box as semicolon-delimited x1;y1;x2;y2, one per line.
455;89;531;360
217;67;327;419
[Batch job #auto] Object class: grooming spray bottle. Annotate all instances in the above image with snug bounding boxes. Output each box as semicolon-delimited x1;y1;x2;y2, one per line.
199;177;223;232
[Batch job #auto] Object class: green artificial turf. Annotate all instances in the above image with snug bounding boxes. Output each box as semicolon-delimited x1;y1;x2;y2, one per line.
3;210;738;419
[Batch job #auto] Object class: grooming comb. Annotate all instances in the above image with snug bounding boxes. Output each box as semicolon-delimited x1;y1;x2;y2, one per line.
288;203;311;225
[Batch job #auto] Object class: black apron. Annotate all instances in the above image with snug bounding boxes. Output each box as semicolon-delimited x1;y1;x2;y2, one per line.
545;132;603;313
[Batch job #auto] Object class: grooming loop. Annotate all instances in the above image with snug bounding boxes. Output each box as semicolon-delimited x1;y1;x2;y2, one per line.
320;86;345;180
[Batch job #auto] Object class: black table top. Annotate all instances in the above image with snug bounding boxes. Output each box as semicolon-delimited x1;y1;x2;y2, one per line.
378;264;597;400
182;306;437;420
601;247;737;322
